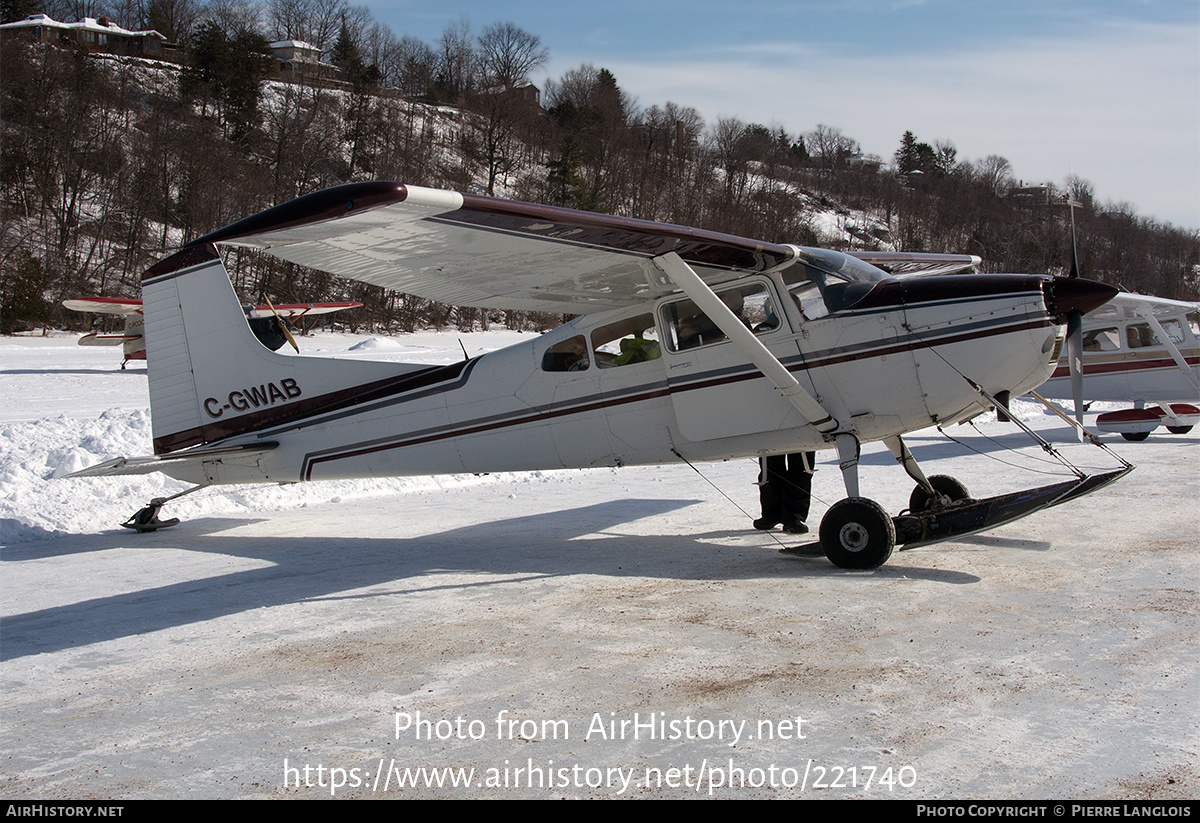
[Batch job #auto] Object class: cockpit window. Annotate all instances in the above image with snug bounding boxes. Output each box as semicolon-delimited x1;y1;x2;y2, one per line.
1083;327;1120;352
661;282;779;352
782;249;891;319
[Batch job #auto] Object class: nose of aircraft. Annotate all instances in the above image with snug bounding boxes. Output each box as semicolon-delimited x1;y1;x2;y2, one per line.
1048;276;1119;322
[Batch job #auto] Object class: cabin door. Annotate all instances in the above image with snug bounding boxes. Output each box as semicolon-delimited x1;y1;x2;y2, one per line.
660;279;810;443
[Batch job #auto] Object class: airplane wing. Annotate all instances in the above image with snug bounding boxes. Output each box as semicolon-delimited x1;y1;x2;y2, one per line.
246;301;363;319
77;332;140;347
1082;291;1200;322
847;251;981;277
189;182;800;314
62;297;143;315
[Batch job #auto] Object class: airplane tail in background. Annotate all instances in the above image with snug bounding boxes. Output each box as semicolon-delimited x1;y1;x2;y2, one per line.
139;244;406;456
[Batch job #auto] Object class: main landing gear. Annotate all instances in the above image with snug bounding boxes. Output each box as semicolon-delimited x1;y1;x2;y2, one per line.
818;497;896;570
795;433;1131;570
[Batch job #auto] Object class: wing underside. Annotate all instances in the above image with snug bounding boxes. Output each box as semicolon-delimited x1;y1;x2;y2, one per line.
185;182;800;314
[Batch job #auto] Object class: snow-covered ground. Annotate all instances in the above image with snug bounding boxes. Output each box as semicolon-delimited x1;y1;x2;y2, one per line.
1;331;1196;799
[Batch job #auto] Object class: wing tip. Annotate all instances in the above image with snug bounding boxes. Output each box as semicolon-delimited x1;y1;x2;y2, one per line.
187;181;411;249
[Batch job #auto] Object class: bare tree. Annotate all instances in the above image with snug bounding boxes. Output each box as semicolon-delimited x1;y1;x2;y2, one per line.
265;0;345;51
1064;173;1095;211
806;124;858;172
932;139;958;177
200;0;262;36
711;116;750;214
477;21;547;90
383;34;437;97
40;0;111;20
434;17;474;102
972;155;1013;197
140;0;204;40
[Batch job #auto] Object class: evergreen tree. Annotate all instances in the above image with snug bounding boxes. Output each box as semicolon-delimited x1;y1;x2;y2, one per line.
181;22;271;143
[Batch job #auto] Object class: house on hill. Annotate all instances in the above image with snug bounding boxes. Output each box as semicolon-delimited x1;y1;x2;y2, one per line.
268;39;338;81
0;14;168;59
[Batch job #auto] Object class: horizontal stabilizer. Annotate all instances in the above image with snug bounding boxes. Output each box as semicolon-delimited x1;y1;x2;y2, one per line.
69;442;278;478
77;333;140;347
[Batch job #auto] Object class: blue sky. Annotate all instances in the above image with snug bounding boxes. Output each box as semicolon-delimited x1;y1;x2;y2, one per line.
361;1;1200;230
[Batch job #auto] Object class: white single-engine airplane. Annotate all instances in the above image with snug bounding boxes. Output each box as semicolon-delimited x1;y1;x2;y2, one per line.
1034;292;1200;440
70;182;1127;568
63;296;363;367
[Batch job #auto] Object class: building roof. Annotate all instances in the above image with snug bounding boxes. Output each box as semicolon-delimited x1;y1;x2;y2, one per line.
0;14;164;40
268;39;319;51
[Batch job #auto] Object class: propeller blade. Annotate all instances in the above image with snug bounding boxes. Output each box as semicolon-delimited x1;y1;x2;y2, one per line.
1066;308;1085;439
1065;200;1085;439
265;295;300;353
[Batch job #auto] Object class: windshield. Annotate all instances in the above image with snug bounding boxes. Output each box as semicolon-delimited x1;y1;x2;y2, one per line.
783;248;892;318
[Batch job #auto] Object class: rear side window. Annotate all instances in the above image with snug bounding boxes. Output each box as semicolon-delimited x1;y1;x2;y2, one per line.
541;335;590;372
591;314;660;368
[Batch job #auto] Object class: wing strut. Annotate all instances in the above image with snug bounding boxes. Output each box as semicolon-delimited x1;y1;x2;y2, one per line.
651;252;839;435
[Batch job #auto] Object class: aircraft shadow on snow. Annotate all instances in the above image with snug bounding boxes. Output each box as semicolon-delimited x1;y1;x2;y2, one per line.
0;497;986;661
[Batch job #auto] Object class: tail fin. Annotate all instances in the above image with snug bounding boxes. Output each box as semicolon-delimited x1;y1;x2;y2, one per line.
142;244;247;453
140;244;404;455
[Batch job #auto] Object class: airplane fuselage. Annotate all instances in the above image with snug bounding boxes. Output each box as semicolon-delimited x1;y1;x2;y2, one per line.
165;269;1066;488
1039;308;1200;405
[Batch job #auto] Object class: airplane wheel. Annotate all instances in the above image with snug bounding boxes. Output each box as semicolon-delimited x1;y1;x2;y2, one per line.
820;498;895;570
1121;431;1150;441
1167;425;1193;434
908;475;970;513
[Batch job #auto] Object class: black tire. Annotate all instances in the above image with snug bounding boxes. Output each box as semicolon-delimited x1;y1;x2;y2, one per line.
1121;431;1151;441
1167;425;1193;434
908;475;970;513
819;498;896;570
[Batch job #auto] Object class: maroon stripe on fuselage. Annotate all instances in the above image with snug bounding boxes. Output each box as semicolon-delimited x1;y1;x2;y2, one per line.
301;385;674;480
848;274;1050;311
1050;355;1200;379
152;359;473;454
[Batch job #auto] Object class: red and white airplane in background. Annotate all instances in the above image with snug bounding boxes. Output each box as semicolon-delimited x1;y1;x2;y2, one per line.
63;296;362;368
70;182;1126;568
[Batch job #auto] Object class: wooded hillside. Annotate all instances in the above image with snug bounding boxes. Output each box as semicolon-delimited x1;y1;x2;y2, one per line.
2;6;1197;336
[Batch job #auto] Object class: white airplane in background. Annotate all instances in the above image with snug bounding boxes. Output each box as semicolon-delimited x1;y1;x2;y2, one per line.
1034;292;1200;440
69;182;1125;569
63;296;363;367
